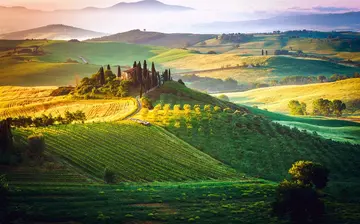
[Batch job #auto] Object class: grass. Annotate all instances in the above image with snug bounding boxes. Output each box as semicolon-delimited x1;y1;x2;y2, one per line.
13;121;237;182
0;40;167;86
219;78;360;113
0;86;137;121
7;180;284;224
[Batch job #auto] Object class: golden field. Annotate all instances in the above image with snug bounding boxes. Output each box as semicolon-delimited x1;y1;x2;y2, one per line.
0;86;137;122
218;78;360;114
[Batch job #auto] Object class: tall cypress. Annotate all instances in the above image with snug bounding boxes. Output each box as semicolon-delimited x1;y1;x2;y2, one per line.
262;49;264;56
117;66;121;79
151;62;156;88
157;72;161;86
133;61;137;68
143;60;148;91
137;61;142;87
107;64;111;70
168;69;171;81
99;67;105;85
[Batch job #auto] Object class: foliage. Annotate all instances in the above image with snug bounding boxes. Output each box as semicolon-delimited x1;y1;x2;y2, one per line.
28;134;45;158
288;100;307;115
217;94;230;102
289;161;329;189
220;33;254;43
104;167;117;184
178;79;185;85
272;180;325;224
4;111;86;128
273;161;329;223
313;98;346;117
141;97;153;109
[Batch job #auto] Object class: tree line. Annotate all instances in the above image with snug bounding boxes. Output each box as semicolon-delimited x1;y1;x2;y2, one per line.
1;111;86;129
289;99;347;117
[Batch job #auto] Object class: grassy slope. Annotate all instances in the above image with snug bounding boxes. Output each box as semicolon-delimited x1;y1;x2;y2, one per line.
144;82;360;186
219;78;360;113
13;121;237;182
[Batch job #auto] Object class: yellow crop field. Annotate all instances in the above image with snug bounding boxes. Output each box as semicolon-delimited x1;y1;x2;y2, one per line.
218;78;360;113
0;86;137;122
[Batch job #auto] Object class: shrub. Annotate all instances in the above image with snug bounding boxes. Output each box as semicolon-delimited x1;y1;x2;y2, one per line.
214;106;222;113
141;97;153;109
163;104;171;116
289;161;329;189
173;105;181;115
178;79;186;86
218;94;230;102
28;134;45;158
104;167;117;184
204;105;212;113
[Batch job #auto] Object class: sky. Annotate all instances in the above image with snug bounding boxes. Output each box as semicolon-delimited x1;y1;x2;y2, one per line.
1;0;360;11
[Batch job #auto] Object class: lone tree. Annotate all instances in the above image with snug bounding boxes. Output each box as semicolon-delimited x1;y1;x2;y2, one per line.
104;167;117;184
273;161;329;224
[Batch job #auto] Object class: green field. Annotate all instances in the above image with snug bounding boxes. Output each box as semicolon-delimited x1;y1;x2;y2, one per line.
13;121;237;182
245;106;360;145
0;40;167;86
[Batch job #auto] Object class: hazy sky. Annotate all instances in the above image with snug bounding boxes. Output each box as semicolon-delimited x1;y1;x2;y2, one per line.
1;0;360;11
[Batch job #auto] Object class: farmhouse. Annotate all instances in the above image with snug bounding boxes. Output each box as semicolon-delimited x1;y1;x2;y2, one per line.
123;68;136;81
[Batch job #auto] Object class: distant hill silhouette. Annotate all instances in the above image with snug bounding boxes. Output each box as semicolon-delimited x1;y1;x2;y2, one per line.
0;24;106;40
196;11;360;33
89;29;215;48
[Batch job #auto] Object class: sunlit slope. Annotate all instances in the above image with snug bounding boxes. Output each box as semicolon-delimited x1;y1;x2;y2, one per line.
14;122;237;182
220;78;360;113
0;86;137;121
143;82;360;183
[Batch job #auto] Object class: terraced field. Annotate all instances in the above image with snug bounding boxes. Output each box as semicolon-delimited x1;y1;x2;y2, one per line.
13;122;237;182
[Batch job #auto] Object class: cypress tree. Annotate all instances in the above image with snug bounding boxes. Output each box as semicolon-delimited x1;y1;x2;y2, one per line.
99;67;105;85
117;66;121;79
137;61;142;86
107;64;111;70
151;62;156;88
169;69;171;81
143;60;148;91
133;61;137;68
262;49;264;55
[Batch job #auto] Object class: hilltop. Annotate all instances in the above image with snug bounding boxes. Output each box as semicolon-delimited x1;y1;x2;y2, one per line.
0;24;106;40
89;29;215;48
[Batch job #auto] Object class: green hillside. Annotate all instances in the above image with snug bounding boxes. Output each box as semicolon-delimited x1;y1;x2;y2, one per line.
143;82;360;190
13;121;237;182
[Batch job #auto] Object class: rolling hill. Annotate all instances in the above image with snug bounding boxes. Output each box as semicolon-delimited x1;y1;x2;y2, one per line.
219;78;360;114
0;24;106;40
89;29;215;48
138;82;360;186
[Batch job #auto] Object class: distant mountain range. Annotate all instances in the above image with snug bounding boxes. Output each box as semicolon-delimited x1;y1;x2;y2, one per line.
0;0;193;34
0;24;106;40
196;11;360;33
89;29;215;48
81;0;193;12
